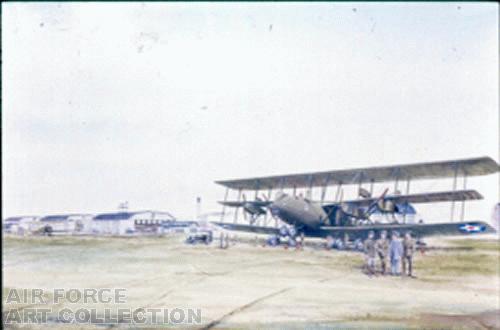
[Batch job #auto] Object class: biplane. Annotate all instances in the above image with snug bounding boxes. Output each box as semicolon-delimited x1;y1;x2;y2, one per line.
213;156;498;241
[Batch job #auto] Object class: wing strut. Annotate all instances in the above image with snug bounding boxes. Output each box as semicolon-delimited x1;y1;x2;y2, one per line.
357;172;364;197
233;189;242;224
307;175;314;199
369;179;375;196
449;165;470;222
265;188;273;227
335;182;343;202
403;176;411;224
320;174;331;203
220;187;229;222
393;167;401;193
253;181;260;226
459;173;468;222
450;165;459;221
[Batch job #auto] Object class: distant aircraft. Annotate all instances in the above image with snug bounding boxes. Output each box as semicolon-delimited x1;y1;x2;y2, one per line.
213;156;498;241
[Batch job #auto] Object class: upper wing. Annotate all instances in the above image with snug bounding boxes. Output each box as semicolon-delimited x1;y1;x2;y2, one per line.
218;200;272;207
332;189;483;207
211;222;281;235
314;221;496;239
219;190;483;210
216;156;498;190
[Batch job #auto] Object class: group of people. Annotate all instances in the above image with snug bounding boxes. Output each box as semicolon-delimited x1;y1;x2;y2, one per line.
363;230;415;277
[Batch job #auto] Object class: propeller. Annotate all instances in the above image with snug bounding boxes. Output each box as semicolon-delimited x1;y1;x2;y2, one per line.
241;193;268;225
337;188;390;221
364;188;389;218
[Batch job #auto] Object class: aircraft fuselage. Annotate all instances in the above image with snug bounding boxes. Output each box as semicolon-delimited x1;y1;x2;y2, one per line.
270;194;327;229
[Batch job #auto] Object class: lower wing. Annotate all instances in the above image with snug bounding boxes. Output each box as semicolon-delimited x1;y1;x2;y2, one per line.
211;221;495;240
316;221;496;239
211;222;281;235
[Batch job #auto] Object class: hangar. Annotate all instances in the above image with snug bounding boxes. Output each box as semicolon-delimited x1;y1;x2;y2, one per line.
3;216;39;235
39;214;93;234
92;210;176;235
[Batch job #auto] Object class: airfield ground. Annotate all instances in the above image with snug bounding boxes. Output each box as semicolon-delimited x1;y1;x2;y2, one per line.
2;234;499;329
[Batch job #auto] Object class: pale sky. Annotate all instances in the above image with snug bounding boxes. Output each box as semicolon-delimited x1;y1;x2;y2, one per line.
2;2;498;222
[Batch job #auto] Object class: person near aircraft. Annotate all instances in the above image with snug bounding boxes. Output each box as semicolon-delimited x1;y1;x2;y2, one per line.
219;231;225;249
343;233;350;249
389;231;403;276
363;231;376;275
403;232;416;277
375;230;389;274
325;235;334;250
297;232;305;250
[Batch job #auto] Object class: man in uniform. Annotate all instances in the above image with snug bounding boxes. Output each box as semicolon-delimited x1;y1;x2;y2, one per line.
343;233;350;250
325;235;334;250
389;231;403;276
363;231;376;275
297;232;305;250
375;230;389;274
402;232;415;277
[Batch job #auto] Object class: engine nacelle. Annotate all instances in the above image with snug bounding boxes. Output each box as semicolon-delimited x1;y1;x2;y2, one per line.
279;226;289;237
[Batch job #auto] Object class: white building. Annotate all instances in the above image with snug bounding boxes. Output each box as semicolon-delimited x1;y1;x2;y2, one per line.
92;211;175;235
3;216;39;235
160;220;198;235
39;214;93;234
92;212;136;235
134;210;176;234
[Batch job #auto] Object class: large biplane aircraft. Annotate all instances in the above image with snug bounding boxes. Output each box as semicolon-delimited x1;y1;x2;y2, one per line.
213;156;498;241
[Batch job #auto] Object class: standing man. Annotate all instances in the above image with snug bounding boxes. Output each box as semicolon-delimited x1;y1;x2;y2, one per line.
389;231;403;276
363;231;376;275
375;230;389;275
297;232;305;250
343;233;350;250
219;231;225;249
326;235;334;250
403;232;415;277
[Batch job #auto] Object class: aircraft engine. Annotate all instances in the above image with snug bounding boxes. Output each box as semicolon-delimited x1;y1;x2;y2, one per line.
358;187;372;198
377;199;395;213
383;200;395;212
279;225;289;237
241;194;267;223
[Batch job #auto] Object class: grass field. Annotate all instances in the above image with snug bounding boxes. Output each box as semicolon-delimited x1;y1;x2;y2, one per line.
2;234;499;329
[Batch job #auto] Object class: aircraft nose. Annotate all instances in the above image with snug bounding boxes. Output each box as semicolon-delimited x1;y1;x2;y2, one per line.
270;204;280;216
275;191;287;201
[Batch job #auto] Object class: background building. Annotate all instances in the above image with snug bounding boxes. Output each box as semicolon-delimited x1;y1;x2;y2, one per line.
3;216;39;235
93;210;176;235
133;210;176;234
39;214;93;234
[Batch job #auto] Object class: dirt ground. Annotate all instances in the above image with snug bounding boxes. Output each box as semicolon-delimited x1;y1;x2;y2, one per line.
2;234;499;329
